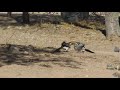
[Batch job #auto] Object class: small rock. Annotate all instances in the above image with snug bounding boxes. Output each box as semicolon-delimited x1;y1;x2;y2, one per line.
113;72;120;78
114;46;120;52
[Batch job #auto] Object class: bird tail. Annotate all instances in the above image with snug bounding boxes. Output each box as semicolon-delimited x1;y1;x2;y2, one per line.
85;48;95;53
52;47;62;53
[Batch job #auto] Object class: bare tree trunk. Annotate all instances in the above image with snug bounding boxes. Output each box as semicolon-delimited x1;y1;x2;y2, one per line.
105;12;120;40
7;12;12;17
22;12;30;24
61;12;89;23
61;12;71;20
79;12;89;20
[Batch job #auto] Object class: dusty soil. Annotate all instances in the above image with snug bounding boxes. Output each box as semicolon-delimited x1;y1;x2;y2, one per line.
0;14;120;78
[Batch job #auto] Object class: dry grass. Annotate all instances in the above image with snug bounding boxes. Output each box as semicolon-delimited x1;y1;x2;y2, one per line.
0;15;120;78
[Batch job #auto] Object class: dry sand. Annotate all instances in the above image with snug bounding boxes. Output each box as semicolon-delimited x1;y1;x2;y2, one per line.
0;15;120;78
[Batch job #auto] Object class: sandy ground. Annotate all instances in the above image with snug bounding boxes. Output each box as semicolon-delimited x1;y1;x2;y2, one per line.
0;15;120;78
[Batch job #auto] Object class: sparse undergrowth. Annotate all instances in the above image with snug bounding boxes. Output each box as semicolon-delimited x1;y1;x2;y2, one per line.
0;14;120;78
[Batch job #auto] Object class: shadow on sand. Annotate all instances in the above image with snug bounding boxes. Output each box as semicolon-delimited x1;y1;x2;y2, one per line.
0;44;83;69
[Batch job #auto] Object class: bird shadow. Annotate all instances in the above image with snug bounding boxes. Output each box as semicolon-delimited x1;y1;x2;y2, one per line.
0;44;83;69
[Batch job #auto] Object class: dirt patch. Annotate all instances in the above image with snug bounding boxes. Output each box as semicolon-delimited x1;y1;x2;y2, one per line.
0;14;120;78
